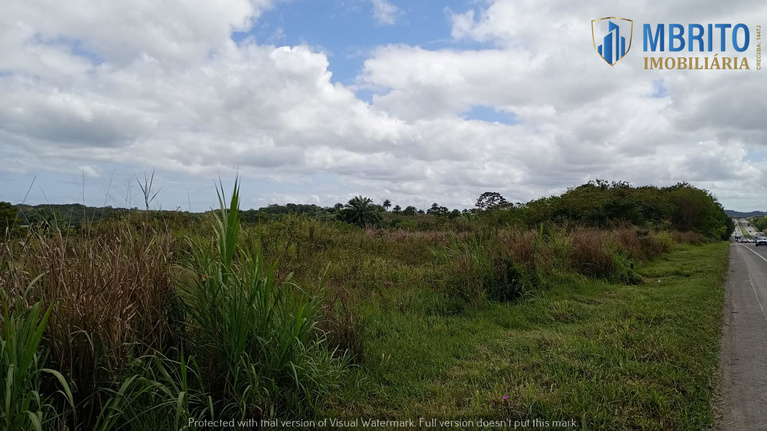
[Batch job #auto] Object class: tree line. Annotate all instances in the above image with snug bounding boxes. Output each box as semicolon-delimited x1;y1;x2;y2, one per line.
1;180;734;240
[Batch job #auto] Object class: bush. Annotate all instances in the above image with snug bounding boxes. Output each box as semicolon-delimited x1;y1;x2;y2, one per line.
434;232;529;305
0;202;19;234
671;230;704;246
570;228;615;279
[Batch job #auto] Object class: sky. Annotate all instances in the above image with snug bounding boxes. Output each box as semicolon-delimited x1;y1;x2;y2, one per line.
1;0;766;211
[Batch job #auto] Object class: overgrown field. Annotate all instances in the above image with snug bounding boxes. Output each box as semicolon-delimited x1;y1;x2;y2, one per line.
0;182;730;430
331;242;727;430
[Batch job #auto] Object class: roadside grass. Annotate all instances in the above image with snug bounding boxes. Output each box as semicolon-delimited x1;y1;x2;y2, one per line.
1;194;727;429
331;242;728;430
737;221;752;239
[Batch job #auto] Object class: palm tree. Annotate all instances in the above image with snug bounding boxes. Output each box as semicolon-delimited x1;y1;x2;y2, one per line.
383;199;391;212
339;196;382;227
392;205;401;215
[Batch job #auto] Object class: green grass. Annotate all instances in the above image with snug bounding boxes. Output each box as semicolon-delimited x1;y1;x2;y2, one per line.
2;185;728;429
332;242;728;430
737;221;752;239
1;285;75;431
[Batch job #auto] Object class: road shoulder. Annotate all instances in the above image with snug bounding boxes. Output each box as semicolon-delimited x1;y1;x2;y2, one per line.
717;243;767;430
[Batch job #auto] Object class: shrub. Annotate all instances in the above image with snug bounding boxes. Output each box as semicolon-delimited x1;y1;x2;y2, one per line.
569;228;615;279
610;228;644;260
671;230;704;246
433;232;528;305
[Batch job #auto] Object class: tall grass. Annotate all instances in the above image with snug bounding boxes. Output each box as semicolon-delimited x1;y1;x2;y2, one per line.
0;182;714;428
428;226;683;305
177;180;348;418
1;222;176;429
432;231;534;305
91;349;212;431
1;284;74;431
1;182;349;428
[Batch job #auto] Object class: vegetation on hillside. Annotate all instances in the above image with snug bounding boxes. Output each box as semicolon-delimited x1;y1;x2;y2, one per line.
0;201;19;233
9;180;733;241
752;215;767;234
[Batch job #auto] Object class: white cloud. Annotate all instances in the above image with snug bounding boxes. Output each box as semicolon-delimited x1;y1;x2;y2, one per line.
0;0;766;211
355;0;767;208
370;0;400;26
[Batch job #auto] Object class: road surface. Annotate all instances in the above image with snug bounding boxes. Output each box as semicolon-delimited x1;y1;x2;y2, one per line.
719;220;767;429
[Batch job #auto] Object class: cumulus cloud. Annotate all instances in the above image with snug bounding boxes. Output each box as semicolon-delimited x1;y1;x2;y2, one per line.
357;0;767;207
0;0;765;211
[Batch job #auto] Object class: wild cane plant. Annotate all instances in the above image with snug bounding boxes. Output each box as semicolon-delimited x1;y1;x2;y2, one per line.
92;347;213;431
178;180;347;419
1;282;75;431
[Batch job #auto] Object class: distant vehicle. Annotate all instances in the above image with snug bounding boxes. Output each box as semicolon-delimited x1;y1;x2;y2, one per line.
756;237;767;247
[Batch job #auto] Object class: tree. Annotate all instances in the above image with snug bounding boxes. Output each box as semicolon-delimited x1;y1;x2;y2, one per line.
392;205;401;215
338;196;382;227
0;202;18;232
383;199;391;212
476;192;509;211
403;206;417;216
427;203;449;216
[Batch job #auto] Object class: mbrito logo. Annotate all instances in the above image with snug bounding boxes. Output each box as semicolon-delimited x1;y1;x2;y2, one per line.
593;16;761;70
592;17;634;65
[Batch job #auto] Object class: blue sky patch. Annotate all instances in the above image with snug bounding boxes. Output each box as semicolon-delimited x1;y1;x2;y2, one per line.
651;79;669;98
463;105;519;125
233;0;486;84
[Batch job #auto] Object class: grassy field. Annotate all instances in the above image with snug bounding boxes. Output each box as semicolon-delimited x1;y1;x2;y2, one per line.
331;242;728;430
0;183;730;430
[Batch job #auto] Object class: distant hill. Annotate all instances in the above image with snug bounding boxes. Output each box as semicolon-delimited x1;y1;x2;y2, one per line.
15;203;140;226
13;202;337;227
725;210;767;218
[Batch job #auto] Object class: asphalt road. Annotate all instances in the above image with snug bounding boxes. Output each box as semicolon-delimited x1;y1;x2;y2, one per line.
719;220;767;429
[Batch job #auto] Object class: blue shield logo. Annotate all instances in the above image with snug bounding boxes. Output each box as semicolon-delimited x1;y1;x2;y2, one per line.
592;17;633;65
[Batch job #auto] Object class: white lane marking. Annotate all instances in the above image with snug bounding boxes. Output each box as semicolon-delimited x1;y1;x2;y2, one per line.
739;244;767;265
737;244;767;321
747;272;767;321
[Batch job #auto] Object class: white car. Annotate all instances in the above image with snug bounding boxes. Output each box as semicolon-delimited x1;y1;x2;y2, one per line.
756;237;767;247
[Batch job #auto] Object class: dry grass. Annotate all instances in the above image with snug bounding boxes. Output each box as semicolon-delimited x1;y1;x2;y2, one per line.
1;223;176;423
319;287;365;364
672;230;705;245
499;229;537;268
0;206;711;428
569;228;615;279
610;228;645;259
